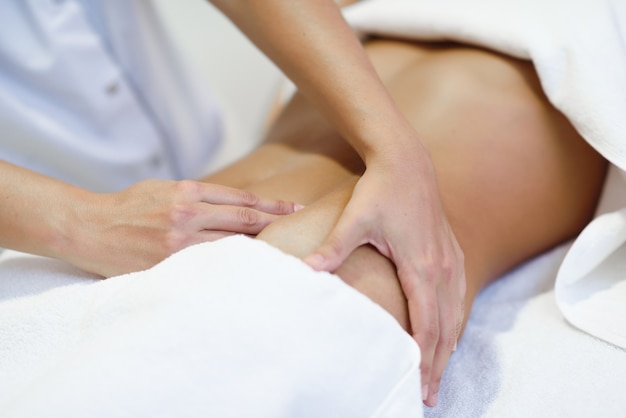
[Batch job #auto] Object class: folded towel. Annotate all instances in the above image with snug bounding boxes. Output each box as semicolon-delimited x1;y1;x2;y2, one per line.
0;236;421;418
344;0;626;351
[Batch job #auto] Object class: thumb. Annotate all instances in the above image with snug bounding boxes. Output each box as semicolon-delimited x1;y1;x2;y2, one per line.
304;213;365;272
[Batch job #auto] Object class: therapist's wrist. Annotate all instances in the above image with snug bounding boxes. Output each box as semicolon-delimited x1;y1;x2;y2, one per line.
44;186;99;266
342;103;431;168
360;124;433;172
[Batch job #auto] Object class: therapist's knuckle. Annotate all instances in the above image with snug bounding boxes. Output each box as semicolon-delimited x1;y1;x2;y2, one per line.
239;190;260;207
274;199;290;214
419;259;440;286
237;207;260;227
423;320;440;343
168;203;196;226
174;180;200;197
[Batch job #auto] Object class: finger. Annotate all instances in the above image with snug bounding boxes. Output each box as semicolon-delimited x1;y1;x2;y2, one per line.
249;194;303;215
399;264;439;405
196;183;301;215
303;210;368;272
425;281;464;407
193;203;283;235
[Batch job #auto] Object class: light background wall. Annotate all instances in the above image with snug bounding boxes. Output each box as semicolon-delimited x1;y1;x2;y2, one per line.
153;0;285;171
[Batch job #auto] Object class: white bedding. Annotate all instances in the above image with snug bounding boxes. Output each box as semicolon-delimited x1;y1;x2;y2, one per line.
1;236;625;417
430;242;626;417
0;236;421;418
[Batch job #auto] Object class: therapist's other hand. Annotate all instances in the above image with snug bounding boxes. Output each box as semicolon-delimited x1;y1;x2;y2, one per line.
65;179;299;277
304;150;466;408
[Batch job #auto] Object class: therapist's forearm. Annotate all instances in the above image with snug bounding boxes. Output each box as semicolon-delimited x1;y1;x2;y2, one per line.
0;160;91;260
208;0;429;165
0;160;300;276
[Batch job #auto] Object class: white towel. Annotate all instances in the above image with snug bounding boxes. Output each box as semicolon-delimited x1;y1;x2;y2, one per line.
430;243;626;417
2;237;625;417
344;0;626;351
0;236;422;418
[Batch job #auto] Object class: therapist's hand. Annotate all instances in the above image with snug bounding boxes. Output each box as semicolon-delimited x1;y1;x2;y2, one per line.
304;148;466;407
65;179;299;277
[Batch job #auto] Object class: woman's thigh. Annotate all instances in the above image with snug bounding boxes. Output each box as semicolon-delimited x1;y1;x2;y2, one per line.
203;39;607;329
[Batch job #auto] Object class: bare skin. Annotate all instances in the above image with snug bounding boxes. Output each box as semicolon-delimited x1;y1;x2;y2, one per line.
214;3;467;384
203;39;607;406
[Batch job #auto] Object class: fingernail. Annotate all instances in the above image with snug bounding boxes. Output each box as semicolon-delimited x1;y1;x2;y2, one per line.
453;340;458;352
294;203;305;212
421;384;429;401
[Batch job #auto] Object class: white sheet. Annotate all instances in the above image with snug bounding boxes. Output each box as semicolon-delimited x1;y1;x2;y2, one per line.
343;0;626;355
0;236;421;418
2;236;625;417
428;243;626;417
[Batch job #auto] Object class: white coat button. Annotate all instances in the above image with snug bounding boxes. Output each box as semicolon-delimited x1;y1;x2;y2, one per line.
106;82;119;95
